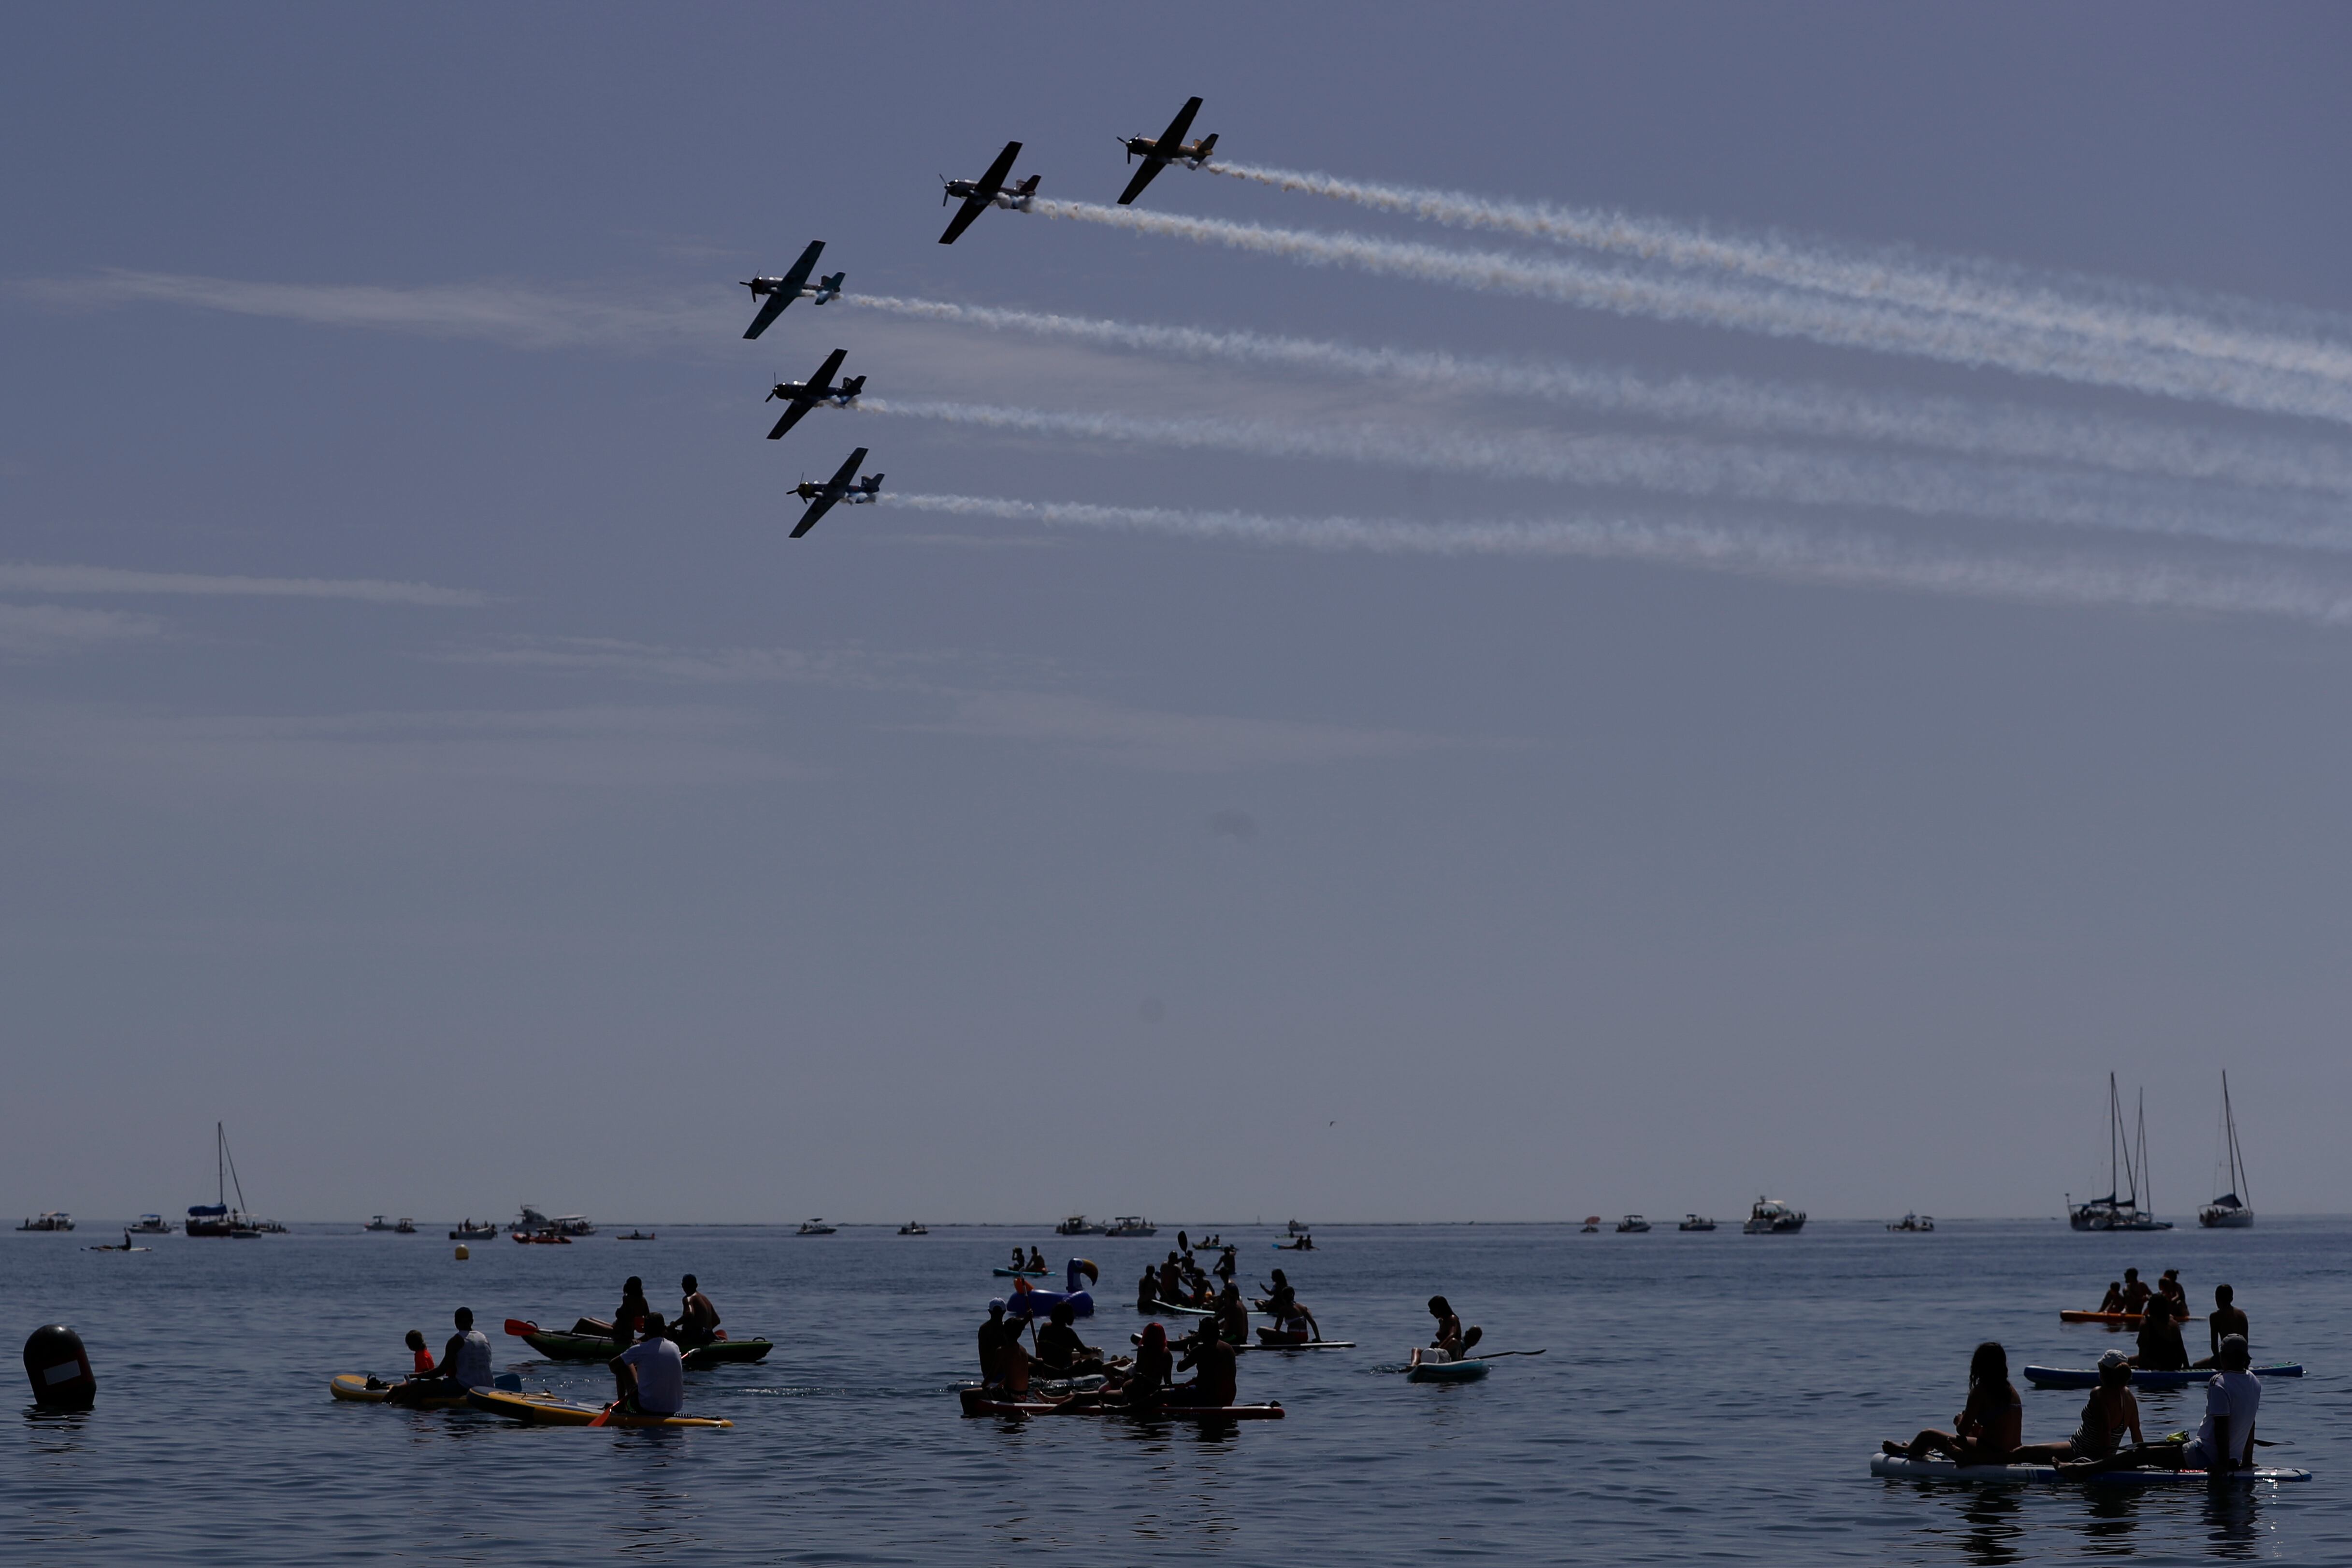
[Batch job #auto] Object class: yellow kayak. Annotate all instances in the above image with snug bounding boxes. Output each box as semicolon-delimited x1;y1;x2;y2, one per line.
465;1387;731;1428
329;1373;469;1409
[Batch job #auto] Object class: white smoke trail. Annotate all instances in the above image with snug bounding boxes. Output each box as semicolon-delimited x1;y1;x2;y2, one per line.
1024;201;2352;425
846;294;2352;500
882;492;2352;627
1205;161;2352;391
855;397;2352;556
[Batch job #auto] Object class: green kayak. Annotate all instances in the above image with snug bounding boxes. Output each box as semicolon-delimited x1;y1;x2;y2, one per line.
520;1331;772;1368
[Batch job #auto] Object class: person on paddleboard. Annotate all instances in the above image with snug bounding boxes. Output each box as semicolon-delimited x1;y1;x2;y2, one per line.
405;1329;433;1377
2015;1350;2144;1464
1135;1266;1158;1313
610;1311;686;1418
2132;1295;2190;1370
2066;1334;2260;1477
2195;1284;2249;1368
1122;1321;1173;1408
1034;1300;1105;1378
1026;1247;1047;1274
978;1299;1018;1386
1010;1247;1025;1271
677;1275;721;1348
1263;1280;1320;1343
1426;1296;1472;1361
1882;1341;2022;1465
1213;1282;1249;1345
1213;1244;1238;1284
1158;1253;1184;1305
395;1307;495;1402
2095;1280;2126;1315
1170;1321;1239;1408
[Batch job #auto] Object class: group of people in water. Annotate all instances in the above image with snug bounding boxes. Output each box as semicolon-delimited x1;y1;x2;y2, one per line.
1883;1274;2264;1476
382;1274;725;1418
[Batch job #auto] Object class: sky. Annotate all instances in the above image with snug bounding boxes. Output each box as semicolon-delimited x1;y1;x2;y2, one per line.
3;2;2348;1225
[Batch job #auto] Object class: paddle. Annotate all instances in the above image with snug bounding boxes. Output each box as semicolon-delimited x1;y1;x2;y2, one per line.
503;1318;538;1338
588;1400;616;1428
1472;1349;1548;1359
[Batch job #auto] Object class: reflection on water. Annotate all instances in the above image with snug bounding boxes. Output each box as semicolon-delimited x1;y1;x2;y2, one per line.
2200;1483;2267;1560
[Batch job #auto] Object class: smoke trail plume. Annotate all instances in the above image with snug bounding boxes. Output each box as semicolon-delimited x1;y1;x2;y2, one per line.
1205;161;2352;391
1024;201;2352;425
855;397;2352;556
848;294;2352;500
883;492;2352;628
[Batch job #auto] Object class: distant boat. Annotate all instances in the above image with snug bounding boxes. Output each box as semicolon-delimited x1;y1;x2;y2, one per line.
16;1212;73;1232
1887;1213;1935;1232
450;1220;500;1240
1615;1214;1652;1233
1678;1214;1716;1232
188;1122;272;1237
394;1218;416;1234
1286;1219;1312;1237
1743;1197;1805;1234
1055;1215;1100;1236
517;1205;593;1237
1105;1216;1158;1237
2198;1071;2254;1229
897;1221;929;1235
2068;1074;2171;1231
796;1218;837;1236
364;1215;397;1231
128;1214;171;1235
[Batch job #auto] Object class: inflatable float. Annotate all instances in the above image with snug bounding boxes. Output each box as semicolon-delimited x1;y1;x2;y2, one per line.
1870;1453;2308;1484
2024;1363;2301;1390
1405;1348;1488;1383
1002;1259;1097;1320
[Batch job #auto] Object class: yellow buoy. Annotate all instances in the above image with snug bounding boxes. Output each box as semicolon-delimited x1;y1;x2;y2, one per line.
455;1244;470;1260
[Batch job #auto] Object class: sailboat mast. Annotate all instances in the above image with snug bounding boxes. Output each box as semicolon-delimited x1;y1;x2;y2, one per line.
2224;1071;2248;1203
2107;1073;2121;1203
216;1120;225;1208
2135;1090;2151;1216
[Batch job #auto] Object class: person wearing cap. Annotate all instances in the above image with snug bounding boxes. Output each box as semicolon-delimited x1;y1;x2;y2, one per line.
2068;1334;2259;1476
2016;1351;2142;1463
2195;1283;2250;1368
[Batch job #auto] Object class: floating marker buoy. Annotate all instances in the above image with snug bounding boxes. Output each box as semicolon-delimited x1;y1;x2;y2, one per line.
23;1324;95;1410
455;1244;470;1260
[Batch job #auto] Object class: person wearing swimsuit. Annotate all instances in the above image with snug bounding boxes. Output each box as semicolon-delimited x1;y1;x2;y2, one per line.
2015;1351;2142;1462
1884;1341;2023;1465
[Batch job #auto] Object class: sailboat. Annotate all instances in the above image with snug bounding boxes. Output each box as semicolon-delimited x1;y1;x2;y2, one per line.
2198;1072;2253;1229
185;1122;270;1237
2067;1074;2172;1231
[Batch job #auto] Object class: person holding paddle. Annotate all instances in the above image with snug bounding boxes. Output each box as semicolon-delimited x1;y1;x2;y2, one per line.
610;1311;685;1418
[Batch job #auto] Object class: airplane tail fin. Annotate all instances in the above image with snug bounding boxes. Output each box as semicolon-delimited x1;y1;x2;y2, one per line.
1015;174;1040;195
839;375;866;399
861;473;885;493
818;272;845;296
1196;133;1217;159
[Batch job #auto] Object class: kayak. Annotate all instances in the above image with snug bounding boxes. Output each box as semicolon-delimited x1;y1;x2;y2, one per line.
1405;1349;1488;1383
2061;1310;2204;1325
329;1373;470;1409
511;1326;772;1368
1870;1453;2309;1485
957;1387;1283;1419
2024;1363;2302;1390
993;1267;1050;1278
466;1388;731;1428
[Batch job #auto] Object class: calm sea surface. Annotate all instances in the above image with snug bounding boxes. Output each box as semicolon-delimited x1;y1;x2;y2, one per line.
4;1218;2346;1564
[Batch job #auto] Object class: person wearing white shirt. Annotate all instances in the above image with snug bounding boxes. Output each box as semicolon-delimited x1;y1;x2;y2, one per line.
2065;1333;2259;1476
609;1311;687;1417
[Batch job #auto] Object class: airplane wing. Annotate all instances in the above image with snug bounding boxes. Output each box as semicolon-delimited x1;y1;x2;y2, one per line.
976;141;1022;199
939;197;989;245
809;347;848;388
825;447;868;489
743;292;791;340
766;399;812;440
1155;97;1202;151
743;241;825;340
790;493;839;538
1117;158;1165;206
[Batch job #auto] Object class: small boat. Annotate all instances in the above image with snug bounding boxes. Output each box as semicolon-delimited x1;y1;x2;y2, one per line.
898;1221;929;1236
17;1212;73;1232
1055;1215;1100;1236
1678;1214;1716;1231
2198;1071;2254;1229
1869;1452;2309;1485
1615;1215;1651;1233
507;1323;772;1368
128;1214;171;1235
2024;1362;2301;1390
518;1206;593;1237
796;1218;837;1236
513;1229;571;1245
394;1218;416;1234
2068;1074;2172;1231
1579;1215;1601;1234
1104;1216;1157;1237
1886;1213;1935;1232
449;1221;500;1239
1286;1219;1311;1236
1743;1197;1806;1234
363;1215;396;1231
957;1387;1283;1419
468;1387;731;1428
1404;1347;1488;1383
619;1230;656;1241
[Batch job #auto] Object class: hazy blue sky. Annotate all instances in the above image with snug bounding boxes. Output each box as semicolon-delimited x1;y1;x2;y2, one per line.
5;3;2349;1224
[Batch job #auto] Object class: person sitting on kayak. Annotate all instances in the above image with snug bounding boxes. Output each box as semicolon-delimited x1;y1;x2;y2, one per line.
610;1311;686;1418
406;1329;433;1377
677;1275;721;1348
1213;1282;1250;1345
2195;1284;2249;1368
604;1276;650;1345
1034;1301;1104;1378
2131;1296;2190;1370
1169;1322;1239;1408
394;1307;495;1403
2095;1280;2126;1315
2118;1268;2150;1316
2014;1351;2143;1463
1122;1321;1173;1408
1882;1341;2022;1466
2066;1334;2260;1477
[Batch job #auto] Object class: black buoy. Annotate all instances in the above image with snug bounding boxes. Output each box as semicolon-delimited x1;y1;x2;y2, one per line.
24;1324;95;1410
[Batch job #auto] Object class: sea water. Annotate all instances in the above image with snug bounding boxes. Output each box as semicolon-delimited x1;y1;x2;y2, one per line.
4;1218;2346;1564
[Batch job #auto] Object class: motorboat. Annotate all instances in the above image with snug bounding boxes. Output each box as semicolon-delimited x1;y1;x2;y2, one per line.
897;1221;929;1235
2198;1071;2254;1229
128;1214;171;1235
796;1218;837;1236
1579;1215;1601;1233
449;1220;500;1240
17;1212;73;1232
2068;1074;2171;1231
1743;1197;1806;1234
394;1218;416;1234
513;1228;571;1244
1887;1213;1935;1232
1678;1214;1716;1231
364;1215;397;1231
1105;1216;1157;1237
1615;1215;1652;1233
1055;1214;1100;1236
1286;1219;1312;1237
518;1205;594;1237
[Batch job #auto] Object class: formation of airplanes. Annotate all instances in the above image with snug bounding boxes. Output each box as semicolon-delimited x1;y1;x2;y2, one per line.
746;96;1218;535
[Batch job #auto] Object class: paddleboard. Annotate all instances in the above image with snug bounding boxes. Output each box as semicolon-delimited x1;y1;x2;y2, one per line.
993;1267;1050;1278
2023;1363;2302;1390
1870;1453;2309;1484
465;1388;731;1427
957;1387;1283;1419
2060;1310;2204;1325
329;1373;470;1409
1140;1300;1214;1317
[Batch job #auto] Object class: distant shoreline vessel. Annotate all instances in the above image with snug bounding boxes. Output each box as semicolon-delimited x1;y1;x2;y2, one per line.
188;1122;273;1237
17;1212;73;1232
2068;1074;2171;1231
2198;1071;2253;1229
1743;1197;1805;1234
